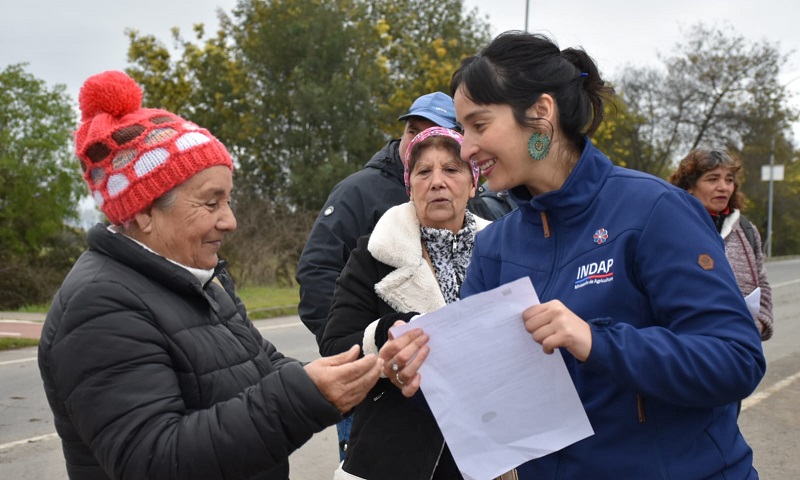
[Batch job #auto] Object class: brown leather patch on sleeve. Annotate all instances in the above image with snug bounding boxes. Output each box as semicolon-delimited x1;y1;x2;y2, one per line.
697;254;714;270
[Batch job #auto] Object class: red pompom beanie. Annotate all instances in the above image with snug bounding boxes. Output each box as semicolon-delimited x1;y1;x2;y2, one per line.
75;71;233;225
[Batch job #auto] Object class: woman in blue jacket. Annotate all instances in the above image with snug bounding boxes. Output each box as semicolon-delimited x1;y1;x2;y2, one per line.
387;31;765;479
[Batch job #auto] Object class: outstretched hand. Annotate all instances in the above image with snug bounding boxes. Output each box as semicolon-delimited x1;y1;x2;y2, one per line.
304;344;383;413
523;300;592;361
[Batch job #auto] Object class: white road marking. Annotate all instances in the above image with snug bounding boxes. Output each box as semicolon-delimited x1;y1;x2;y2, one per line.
741;369;800;411
0;357;37;367
773;278;800;288
0;433;59;452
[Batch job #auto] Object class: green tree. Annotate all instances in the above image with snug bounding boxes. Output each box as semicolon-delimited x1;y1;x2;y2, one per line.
0;64;85;308
738;99;800;256
604;23;800;255
124;0;494;282
591;93;655;171
230;0;389;210
366;0;491;136
615;23;794;176
126;0;492;210
0;64;81;257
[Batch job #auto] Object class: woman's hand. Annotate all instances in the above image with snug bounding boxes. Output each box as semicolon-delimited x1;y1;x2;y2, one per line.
304;344;383;413
378;322;430;398
523;300;592;361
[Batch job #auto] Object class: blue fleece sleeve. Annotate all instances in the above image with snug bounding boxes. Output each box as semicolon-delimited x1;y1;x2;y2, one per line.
583;190;765;407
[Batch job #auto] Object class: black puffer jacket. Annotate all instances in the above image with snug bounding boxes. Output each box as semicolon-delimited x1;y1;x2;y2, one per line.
38;224;341;480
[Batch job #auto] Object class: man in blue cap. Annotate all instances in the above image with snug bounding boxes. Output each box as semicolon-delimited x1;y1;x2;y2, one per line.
296;92;513;460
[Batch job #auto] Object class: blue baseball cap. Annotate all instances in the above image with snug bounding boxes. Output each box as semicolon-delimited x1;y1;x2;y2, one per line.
397;92;459;129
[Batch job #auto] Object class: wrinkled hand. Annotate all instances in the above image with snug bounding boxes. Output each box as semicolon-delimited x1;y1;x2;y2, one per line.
523;300;592;361
378;322;430;398
304;345;383;413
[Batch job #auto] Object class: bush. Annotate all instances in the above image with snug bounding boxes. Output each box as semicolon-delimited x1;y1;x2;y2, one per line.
0;226;86;309
222;198;316;287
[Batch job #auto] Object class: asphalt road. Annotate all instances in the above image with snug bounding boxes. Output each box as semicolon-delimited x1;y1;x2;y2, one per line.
1;258;798;479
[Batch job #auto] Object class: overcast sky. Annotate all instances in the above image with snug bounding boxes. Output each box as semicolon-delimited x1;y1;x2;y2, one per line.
5;0;796;225
3;0;799;127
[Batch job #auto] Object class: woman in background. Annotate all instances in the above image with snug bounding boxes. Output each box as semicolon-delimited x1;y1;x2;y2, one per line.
670;148;773;340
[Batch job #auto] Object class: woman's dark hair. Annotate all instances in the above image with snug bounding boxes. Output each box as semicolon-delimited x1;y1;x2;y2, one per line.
668;148;744;210
450;31;615;148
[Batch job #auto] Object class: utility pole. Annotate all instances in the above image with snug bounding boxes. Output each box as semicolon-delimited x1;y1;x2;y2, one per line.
766;136;775;258
525;0;530;32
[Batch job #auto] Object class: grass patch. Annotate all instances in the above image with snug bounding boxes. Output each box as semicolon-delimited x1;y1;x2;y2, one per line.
235;285;300;319
0;337;39;351
2;285;298;353
13;287;298;319
16;303;51;314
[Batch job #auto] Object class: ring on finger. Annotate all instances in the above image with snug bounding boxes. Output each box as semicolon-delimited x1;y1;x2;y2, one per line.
395;372;405;385
391;361;400;372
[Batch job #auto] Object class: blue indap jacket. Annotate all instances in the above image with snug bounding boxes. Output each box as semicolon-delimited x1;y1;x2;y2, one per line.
462;140;766;480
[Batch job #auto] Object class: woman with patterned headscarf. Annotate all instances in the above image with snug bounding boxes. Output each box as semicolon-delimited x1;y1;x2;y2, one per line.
321;127;499;479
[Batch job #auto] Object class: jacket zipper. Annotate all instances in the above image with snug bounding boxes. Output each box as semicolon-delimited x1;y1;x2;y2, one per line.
428;441;447;480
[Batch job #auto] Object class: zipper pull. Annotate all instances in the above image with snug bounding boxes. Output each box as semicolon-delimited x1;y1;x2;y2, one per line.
541;211;551;238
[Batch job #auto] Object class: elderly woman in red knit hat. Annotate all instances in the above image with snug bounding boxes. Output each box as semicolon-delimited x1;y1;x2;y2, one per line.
37;71;388;480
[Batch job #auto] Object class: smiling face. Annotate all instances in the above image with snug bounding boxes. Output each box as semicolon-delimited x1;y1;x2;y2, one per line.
409;145;476;232
138;165;237;269
688;165;736;214
454;87;540;194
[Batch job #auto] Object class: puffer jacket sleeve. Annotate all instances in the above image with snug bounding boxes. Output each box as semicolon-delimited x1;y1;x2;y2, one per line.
583;191;766;407
40;280;340;480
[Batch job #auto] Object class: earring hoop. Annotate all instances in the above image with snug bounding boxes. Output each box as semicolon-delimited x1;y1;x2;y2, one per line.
528;131;551;161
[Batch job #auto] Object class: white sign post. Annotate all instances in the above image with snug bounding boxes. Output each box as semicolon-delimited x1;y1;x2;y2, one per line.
762;161;785;258
761;165;785;181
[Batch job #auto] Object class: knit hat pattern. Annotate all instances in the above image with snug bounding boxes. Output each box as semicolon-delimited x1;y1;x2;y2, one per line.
75;71;233;225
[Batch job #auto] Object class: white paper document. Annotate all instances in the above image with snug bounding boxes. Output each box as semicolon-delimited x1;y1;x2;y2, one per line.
745;287;761;319
391;277;594;480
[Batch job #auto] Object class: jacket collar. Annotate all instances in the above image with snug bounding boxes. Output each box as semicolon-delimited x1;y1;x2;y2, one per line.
509;139;614;219
368;202;489;313
719;208;740;240
87;223;219;297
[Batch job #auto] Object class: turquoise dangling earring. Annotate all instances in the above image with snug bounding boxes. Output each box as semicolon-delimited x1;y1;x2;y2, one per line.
528;131;551;161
